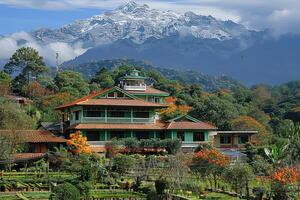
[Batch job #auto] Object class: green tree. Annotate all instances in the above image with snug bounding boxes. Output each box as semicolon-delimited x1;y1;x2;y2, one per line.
0;102;36;130
0;71;12;96
4;47;48;93
50;182;80;200
112;154;136;175
223;164;254;198
54;70;90;98
91;68;114;89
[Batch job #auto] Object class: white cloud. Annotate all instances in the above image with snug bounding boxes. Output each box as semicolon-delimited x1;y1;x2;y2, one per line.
0;32;88;65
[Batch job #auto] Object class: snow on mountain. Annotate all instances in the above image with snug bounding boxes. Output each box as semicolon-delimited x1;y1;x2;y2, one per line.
31;1;251;47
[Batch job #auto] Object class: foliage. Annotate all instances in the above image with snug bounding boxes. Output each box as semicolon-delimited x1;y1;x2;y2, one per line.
231;115;270;144
155;178;169;194
112;154;136;174
159;96;191;120
54;70;90;98
192;148;229;191
76;181;92;200
4;47;48;93
264;143;287;166
194;149;229;167
50;182;80;200
0;71;12;96
161;138;182;154
271;167;299;185
0;101;37;130
66;131;92;154
91;68;114;89
223;164;254;197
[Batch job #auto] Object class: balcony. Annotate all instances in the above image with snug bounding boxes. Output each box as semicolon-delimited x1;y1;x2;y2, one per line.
81;117;155;124
123;84;146;91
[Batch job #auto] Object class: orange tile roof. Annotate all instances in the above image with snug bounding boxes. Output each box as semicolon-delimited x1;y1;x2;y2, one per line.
127;87;169;95
55;87;167;110
90;146;106;153
0;130;66;143
77;98;167;107
56;88;112;110
12;153;46;161
69;121;167;130
167;121;217;130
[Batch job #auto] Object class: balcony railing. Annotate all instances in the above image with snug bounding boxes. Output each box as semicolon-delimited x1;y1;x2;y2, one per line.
81;117;155;124
123;84;146;91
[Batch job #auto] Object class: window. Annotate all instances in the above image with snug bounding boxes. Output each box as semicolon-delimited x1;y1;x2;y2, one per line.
154;97;160;103
107;92;115;98
110;111;125;117
86;131;100;141
110;131;125;139
75;111;79;120
220;135;232;144
136;131;151;140
177;131;185;141
116;92;124;98
83;107;104;117
193;132;205;141
134;111;149;118
238;135;249;144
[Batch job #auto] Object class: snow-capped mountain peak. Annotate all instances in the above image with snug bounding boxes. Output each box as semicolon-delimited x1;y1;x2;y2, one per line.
31;1;250;46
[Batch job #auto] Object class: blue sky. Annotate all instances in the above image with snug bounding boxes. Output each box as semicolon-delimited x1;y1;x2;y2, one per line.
0;5;104;35
0;0;299;36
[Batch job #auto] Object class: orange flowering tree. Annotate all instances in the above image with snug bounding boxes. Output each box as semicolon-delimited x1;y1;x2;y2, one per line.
67;131;92;154
272;167;299;185
231;115;270;144
191;148;229;190
159;97;191;120
271;166;300;199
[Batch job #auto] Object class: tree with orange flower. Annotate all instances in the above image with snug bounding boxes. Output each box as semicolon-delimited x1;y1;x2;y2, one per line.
159;96;191;120
67;131;92;154
270;166;300;200
191;148;229;191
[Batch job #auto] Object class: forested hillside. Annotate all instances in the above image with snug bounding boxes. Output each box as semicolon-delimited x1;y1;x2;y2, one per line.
62;59;242;91
0;47;299;143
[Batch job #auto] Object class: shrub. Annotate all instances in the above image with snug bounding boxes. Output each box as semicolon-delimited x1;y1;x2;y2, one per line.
112;154;136;174
122;137;139;149
50;182;80;200
79;165;94;182
76;181;92;200
155;178;169;194
162;139;181;154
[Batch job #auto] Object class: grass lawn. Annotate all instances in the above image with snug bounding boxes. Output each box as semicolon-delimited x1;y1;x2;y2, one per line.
0;191;50;200
173;191;242;200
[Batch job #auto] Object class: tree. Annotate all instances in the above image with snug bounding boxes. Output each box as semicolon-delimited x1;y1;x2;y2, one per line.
231;115;270;144
191;148;230;191
54;70;90;98
223;164;254;198
91;68;114;89
66;131;92;154
0;102;36;130
50;182;80;200
4;47;48;93
112;154;136;175
0;71;12;96
190;94;240;130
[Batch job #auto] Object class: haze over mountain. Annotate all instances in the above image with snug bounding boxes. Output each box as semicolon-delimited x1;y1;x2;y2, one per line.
0;1;299;85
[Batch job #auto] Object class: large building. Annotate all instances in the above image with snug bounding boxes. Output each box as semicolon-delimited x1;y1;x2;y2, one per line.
55;70;256;150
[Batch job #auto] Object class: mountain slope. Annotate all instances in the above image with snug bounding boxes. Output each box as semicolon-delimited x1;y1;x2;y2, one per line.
31;1;251;47
62;59;242;91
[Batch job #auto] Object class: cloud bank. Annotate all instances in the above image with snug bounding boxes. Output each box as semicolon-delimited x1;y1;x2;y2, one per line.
0;32;88;65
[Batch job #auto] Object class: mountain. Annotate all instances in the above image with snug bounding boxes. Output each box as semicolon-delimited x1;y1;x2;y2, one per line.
1;1;300;85
32;1;252;46
62;59;242;91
